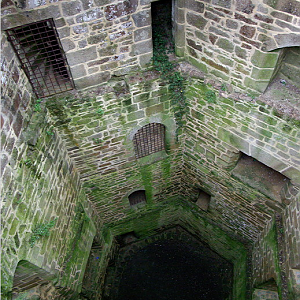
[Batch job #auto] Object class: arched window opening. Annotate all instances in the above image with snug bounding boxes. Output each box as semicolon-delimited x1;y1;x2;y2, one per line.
128;190;147;207
133;123;165;158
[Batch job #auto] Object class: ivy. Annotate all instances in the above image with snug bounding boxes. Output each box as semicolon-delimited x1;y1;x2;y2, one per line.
29;218;57;247
151;16;187;139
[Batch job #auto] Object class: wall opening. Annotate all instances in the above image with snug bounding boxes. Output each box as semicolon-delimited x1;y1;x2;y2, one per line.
133;123;166;158
195;188;211;211
5;19;74;98
115;239;233;300
151;0;174;55
232;153;290;202
128;190;147;206
12;260;54;298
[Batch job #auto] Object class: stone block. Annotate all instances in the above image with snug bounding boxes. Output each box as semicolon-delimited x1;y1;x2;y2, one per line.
76;8;103;23
235;46;247;59
71;65;87;78
188;57;208;73
186;12;208;30
217;128;250;154
131;39;152;56
252;289;279;299
216;38;234;53
98;45;117;57
57;27;70;39
274;33;300;49
127;110;145;121
186;0;204;12
145;104;164;116
74;72;111;89
132;10;151;27
61;39;76;52
240;25;256;38
251;67;274;80
134;27;151;42
175;7;185;24
251;50;279;68
244;77;269;93
226;19;238;29
139;53;152;67
67;46;97;66
212;0;231;8
236;0;254;14
87;33;107;45
62;1;83;17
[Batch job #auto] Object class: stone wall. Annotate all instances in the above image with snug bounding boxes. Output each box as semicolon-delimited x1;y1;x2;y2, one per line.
182;0;300;93
1;34;97;297
2;0;300;298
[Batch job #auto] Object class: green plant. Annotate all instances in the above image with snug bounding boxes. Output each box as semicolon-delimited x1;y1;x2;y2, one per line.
92;138;102;144
221;83;227;91
34;98;43;112
29;218;57;247
205;90;216;103
151;23;187;138
96;108;104;116
46;126;54;136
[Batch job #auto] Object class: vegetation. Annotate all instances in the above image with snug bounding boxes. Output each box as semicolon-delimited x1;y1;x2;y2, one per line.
151;1;187;138
29;218;57;247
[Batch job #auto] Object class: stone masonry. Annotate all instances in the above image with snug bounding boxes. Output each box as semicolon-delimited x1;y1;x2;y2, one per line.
1;0;300;299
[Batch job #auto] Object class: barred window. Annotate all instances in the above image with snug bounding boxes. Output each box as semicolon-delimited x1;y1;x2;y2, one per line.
5;19;74;98
133;123;165;158
128;190;146;206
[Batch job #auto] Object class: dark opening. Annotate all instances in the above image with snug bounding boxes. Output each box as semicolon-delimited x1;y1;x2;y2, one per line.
232;153;290;201
152;0;174;53
116;239;233;300
133;123;165;158
6;19;74;98
196;188;211;211
128;190;146;206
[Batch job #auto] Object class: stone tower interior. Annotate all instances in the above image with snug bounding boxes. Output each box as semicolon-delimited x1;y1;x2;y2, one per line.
1;0;300;299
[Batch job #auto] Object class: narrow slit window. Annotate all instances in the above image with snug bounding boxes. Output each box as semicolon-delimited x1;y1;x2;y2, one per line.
128;190;146;206
133;123;165;158
6;19;74;98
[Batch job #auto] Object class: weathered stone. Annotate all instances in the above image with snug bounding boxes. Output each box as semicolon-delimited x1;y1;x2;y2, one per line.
254;13;273;23
187;39;202;52
251;49;279;68
61;39;76;52
70;65;87;78
73;24;89;34
240;25;256;38
105;0;137;21
251;67;274;80
236;0;254;14
76;8;103;23
131;40;152;56
209;26;230;38
186;0;204;12
134;27;151;42
57;27;70;39
235;12;257;25
132;10;151;27
274;33;300;49
212;0;231;8
62;1;83;17
186;12;208;30
235;46;247;59
216;38;234;53
87;33;107;45
98;44;117;57
67;46;97;66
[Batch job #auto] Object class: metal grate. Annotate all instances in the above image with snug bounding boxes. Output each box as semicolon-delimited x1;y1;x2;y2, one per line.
6;19;74;98
133;123;165;158
128;190;146;206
